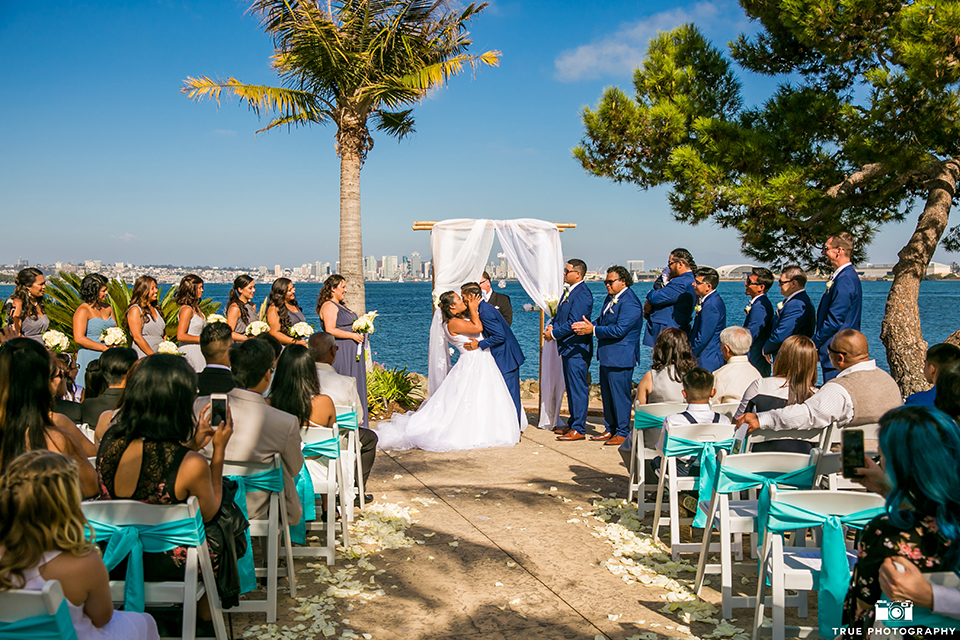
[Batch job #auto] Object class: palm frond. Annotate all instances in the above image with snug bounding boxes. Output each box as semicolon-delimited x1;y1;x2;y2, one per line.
181;76;330;124
398;50;500;91
372;109;415;138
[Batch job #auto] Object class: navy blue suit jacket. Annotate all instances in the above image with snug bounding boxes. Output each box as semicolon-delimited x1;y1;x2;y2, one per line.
690;291;726;371
595;288;643;368
550;283;594;360
763;290;815;356
743;294;774;373
812;266;862;364
643;271;695;347
477;299;525;373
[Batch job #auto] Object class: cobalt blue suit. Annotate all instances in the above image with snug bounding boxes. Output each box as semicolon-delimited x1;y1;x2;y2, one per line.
763;290;815;359
595;287;643;438
643;270;696;347
689;291;726;371
743;294;774;377
477;299;525;419
550;283;594;434
812;266;862;381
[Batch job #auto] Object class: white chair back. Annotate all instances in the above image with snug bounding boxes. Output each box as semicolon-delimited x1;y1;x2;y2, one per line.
667;422;735;443
635;401;686;418
722;450;819;475
768;486;885;515
710;402;740;419
747;428;821;449
0;578;67;620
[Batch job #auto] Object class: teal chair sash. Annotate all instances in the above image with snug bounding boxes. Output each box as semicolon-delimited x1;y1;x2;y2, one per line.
336;410;359;431
87;510;205;612
714;464;817;537
0;599;77;640
876;597;960;630
292;436;341;545
662;434;736;527
764;500;885;638
633;411;665;430
225;465;284;594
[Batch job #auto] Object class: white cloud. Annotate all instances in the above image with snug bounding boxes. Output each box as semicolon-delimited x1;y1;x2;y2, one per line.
554;1;747;82
111;233;141;243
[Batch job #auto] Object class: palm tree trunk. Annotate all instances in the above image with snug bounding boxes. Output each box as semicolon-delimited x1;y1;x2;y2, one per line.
339;131;366;315
880;158;959;397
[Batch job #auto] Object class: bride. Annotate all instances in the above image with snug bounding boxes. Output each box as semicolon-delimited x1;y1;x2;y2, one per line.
375;290;523;452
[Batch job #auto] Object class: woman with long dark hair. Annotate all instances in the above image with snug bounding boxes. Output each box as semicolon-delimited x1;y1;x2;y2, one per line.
226;275;257;341
316;274;368;427
126;275;165;358
72;273;117;385
174;274;206;372
634;327;697;405
6;267;48;342
266;277;306;347
0;338;98;498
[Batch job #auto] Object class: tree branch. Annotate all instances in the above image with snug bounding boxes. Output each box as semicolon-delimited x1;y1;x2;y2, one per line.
825;162;886;198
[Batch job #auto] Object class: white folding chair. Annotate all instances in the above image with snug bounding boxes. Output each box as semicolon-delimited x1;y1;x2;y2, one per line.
752;488;886;640
694;450;820;619
745;428;822;453
0;579;78;640
335;405;365;521
710;401;741;419
289;424;350;565
222;454;297;623
824;424;879;490
651;422;736;560
81;496;228;640
627;402;686;511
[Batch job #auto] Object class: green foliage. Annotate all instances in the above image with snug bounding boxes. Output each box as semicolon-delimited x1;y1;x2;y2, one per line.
366;363;423;415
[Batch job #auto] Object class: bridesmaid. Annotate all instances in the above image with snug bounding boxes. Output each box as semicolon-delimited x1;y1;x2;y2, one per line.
317;274;368;427
126;275;166;358
72;273;117;386
226;275;257;341
8;267;49;343
265;277;307;347
174;274;207;373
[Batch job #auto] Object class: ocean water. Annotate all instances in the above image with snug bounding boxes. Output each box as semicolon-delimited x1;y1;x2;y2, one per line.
8;279;958;383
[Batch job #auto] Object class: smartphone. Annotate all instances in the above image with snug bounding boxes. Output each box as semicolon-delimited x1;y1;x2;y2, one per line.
210;394;228;428
841;429;865;479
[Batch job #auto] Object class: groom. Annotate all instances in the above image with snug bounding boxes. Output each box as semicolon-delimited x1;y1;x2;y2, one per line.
462;282;525;423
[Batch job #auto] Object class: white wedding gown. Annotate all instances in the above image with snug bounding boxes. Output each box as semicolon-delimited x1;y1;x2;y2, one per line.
375;326;523;452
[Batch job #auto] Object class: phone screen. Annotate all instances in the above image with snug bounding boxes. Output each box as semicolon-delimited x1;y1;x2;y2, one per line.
211;397;227;428
841;429;865;479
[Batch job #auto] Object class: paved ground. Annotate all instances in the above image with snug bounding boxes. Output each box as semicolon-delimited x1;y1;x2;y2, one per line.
227;415;781;640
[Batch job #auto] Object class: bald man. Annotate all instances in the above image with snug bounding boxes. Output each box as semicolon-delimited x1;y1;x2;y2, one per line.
737;330;902;434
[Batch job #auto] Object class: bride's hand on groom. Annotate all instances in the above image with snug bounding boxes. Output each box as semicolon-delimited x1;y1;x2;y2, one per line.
463;339;479;351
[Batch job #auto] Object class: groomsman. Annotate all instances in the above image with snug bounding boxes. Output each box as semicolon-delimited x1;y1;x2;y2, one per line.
812;232;862;381
763;265;815;360
743;267;775;376
643;248;696;347
480;271;513;325
544;259;594;441
689;266;726;371
573;266;642;447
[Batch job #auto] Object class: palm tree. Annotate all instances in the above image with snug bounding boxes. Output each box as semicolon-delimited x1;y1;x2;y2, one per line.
183;0;500;312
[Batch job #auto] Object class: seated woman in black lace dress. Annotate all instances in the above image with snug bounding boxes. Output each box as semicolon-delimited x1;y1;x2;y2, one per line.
96;354;234;619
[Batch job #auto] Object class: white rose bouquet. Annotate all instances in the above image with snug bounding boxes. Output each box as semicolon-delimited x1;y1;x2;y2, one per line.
157;340;183;355
42;330;70;353
543;294;559;318
207;313;228;324
100;326;127;347
289;322;314;339
245;321;270;337
352;311;378;361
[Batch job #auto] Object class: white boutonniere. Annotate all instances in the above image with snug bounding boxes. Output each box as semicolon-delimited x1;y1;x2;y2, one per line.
744;304;752;314
777;301;784;312
694;304;702;314
826;280;833;290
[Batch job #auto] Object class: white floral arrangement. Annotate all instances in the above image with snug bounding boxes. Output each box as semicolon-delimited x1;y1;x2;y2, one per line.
245;321;270;337
826;279;834;290
100;326;127;347
744;304;752;314
207;313;228;324
157;340;183;355
42;330;70;353
352;311;378;361
543;294;559;317
289;322;315;339
777;301;785;311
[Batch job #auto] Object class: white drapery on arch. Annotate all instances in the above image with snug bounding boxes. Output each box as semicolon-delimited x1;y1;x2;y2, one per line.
427;218;565;430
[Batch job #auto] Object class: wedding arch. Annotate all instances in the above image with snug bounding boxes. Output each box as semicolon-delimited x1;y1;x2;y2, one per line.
413;218;575;430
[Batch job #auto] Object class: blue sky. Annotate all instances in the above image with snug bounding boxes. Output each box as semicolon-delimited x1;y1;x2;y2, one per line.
1;0;955;270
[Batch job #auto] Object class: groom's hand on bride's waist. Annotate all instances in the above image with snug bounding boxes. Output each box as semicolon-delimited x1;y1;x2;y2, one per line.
464;339;480;351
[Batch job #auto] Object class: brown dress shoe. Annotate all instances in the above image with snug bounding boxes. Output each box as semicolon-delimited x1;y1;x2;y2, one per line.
556;431;585;441
604;435;626;446
554;426;571;436
590;432;613;441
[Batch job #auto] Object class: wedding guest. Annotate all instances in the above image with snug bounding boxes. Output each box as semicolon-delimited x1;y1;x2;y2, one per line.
317;274;368;428
226;274;257;341
762;265;815;360
174;274;207;373
6;267;48;343
934;361;960;421
266;277;307;347
52;354;83;424
904;343;960;407
72;273;116;385
0;450;160;640
126;275;165;357
0;339;98;498
711;326;760;404
689;266;726;371
813;232;862;381
197;322;237;396
479;271;512;325
80;347;136;426
643;248;696;347
742;267;774;376
56;353;82;402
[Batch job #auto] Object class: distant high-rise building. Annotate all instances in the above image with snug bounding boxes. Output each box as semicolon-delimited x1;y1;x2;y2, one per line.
17;258;28;268
258;266;268;277
410;251;421;279
274;265;281;277
423;260;432;279
363;255;377;281
627;260;645;275
382;255;398;280
335;261;340;274
84;259;102;272
322;262;330;278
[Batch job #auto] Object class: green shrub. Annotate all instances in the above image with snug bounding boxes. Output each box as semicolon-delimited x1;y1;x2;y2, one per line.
366;364;423;415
